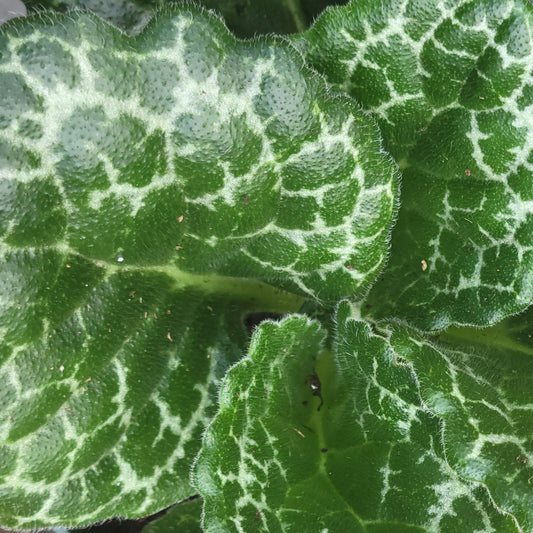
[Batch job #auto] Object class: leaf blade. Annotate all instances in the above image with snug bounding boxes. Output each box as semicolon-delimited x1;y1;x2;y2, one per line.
389;313;533;532
0;6;396;527
194;306;520;532
294;0;533;329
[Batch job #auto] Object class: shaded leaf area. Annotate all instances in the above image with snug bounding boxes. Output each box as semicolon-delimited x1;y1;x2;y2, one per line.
194;309;519;532
295;0;533;330
141;497;202;533
0;5;396;529
24;0;348;36
388;311;533;532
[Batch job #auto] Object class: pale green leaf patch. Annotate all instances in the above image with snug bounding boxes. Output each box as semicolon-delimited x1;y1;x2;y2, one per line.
194;306;520;532
294;0;533;329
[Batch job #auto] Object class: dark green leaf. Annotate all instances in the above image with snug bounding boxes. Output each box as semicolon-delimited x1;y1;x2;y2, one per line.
389;311;533;531
24;0;349;37
194;307;519;532
294;0;533;329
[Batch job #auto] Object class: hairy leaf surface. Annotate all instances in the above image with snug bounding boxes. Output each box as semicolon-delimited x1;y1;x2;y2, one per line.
295;0;533;329
194;308;520;532
25;0;153;35
388;313;533;532
25;0;349;37
0;6;396;528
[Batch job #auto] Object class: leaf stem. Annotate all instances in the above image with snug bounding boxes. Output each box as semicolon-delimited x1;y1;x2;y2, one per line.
438;323;533;358
285;0;307;33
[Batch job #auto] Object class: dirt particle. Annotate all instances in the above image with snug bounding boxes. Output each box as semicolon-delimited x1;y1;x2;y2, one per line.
242;197;249;205
256;511;262;520
321;448;328;453
465;168;471;176
293;427;306;438
346;265;354;271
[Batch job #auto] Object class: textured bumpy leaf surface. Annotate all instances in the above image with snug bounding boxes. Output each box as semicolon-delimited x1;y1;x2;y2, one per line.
142;498;202;533
0;6;396;528
388;313;533;532
25;0;154;35
25;0;349;37
194;308;520;532
295;0;533;329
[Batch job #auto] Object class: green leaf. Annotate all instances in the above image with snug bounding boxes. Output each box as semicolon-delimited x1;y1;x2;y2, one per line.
389;312;533;532
142;498;202;533
194;307;519;532
0;276;250;529
294;0;533;329
25;0;349;37
25;0;154;35
0;6;397;528
1;8;397;305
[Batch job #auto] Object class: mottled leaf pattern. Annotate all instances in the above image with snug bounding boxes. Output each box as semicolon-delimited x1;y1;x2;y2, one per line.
24;0;348;37
24;0;154;35
0;6;397;528
389;313;533;532
295;0;533;329
2;1;533;532
1;8;397;304
194;307;520;532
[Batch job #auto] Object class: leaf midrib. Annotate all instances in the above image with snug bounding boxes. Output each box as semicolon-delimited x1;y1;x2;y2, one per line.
46;245;307;314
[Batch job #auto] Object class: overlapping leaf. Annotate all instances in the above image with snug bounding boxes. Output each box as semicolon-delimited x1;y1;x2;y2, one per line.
294;0;533;329
194;307;519;532
24;0;154;35
0;6;397;528
142;498;202;533
389;312;533;532
1;7;397;304
24;0;348;37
